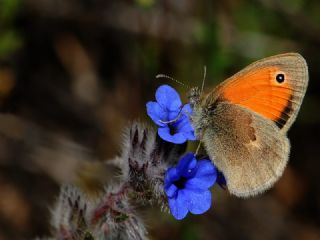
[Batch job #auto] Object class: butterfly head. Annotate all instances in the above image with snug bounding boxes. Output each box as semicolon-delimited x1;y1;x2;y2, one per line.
187;87;201;109
187;86;207;139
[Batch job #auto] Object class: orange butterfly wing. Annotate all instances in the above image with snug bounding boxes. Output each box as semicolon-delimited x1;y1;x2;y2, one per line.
222;67;291;126
212;53;308;130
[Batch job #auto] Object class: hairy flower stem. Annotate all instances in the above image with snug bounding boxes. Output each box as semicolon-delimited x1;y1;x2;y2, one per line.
48;122;188;239
91;183;130;225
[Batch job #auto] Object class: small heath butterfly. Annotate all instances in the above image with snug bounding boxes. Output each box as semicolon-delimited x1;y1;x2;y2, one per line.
188;53;308;197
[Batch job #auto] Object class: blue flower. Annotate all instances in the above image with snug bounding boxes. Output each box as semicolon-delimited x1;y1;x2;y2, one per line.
146;85;196;144
164;153;217;220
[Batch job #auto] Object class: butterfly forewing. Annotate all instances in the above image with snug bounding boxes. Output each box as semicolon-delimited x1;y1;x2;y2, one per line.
205;53;308;132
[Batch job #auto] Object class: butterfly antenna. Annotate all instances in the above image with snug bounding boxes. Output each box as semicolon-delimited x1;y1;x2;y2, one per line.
156;74;189;89
195;141;202;156
201;65;207;94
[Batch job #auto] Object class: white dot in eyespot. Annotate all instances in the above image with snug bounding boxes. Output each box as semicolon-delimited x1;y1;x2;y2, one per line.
188;169;191;173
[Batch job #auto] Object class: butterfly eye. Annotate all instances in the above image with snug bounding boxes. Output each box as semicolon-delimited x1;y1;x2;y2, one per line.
276;73;285;83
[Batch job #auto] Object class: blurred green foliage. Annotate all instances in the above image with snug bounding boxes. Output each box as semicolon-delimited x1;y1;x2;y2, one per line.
0;0;20;21
135;0;155;9
0;0;22;58
0;30;21;58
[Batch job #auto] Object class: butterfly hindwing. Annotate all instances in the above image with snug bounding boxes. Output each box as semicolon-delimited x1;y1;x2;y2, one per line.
202;102;290;197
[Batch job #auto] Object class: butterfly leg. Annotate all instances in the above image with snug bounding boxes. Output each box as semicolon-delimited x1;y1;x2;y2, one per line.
158;108;183;124
195;141;202;156
158;106;192;124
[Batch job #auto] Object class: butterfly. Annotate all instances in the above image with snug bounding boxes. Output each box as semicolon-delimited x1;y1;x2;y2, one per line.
188;53;308;197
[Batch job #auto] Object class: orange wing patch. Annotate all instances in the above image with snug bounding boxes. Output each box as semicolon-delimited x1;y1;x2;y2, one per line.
221;67;292;128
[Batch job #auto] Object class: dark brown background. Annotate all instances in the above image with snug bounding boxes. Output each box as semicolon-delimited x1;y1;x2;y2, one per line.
0;0;319;239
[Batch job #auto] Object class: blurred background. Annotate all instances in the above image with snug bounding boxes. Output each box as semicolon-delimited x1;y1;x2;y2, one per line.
0;0;319;239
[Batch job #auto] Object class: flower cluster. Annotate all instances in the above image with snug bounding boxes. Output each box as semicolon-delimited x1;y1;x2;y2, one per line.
146;85;196;144
147;84;223;220
48;84;224;240
164;153;217;219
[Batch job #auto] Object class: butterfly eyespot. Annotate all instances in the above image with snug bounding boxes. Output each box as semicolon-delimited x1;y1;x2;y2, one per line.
276;73;285;83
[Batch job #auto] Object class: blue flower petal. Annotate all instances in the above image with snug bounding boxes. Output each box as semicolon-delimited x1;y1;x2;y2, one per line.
176;115;196;141
176;153;197;177
167;109;181;122
146;101;167;127
168;191;189;220
176;115;191;130
185;160;217;191
164;168;180;183
182;103;193;115
165;184;178;198
164;153;217;220
185;189;212;215
176;104;196;140
183;130;196;141
158;127;187;144
147;85;197;144
155;85;182;111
